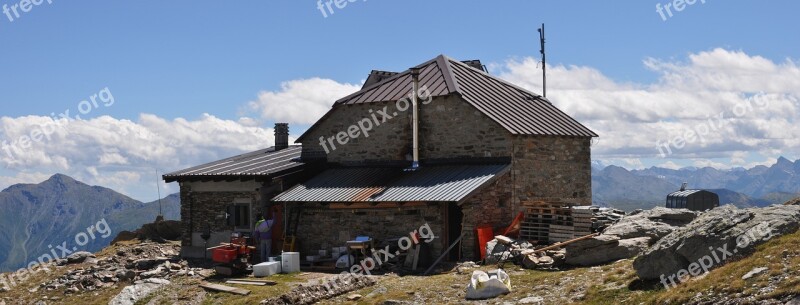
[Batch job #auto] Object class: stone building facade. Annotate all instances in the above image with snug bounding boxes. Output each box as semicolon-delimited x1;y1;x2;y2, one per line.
166;55;597;263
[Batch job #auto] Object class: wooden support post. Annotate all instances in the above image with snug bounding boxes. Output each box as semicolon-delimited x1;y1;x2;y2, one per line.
423;232;465;275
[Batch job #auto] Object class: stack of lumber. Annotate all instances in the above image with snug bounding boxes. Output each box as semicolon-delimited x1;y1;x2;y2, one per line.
520;203;627;244
519;201;573;244
571;206;597;236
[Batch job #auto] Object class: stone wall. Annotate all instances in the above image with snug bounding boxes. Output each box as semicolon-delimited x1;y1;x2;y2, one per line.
178;180;272;247
459;173;515;261
300;100;412;163
419;95;512;159
299;95;512;163
293;203;445;262
511;136;593;205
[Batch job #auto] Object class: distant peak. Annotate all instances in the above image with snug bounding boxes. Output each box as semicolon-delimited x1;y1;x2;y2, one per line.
48;173;76;182
776;156;791;164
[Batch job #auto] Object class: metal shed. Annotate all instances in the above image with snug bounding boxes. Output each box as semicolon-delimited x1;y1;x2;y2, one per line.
666;185;719;211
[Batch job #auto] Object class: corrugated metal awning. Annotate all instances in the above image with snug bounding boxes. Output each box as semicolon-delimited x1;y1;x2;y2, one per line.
273;164;510;203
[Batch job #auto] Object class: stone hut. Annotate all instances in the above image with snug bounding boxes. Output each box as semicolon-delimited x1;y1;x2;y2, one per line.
164;55;597;262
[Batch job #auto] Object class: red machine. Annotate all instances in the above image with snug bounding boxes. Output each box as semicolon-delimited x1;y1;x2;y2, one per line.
208;233;254;275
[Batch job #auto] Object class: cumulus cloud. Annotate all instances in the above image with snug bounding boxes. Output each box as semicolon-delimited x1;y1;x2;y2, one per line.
247;78;361;124
2;48;796;199
495;48;800;167
0;113;282;201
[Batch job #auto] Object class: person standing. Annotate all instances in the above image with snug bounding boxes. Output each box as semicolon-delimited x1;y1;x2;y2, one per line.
254;209;275;263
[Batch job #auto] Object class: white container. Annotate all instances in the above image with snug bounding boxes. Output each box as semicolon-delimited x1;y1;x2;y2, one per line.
253;261;281;277
281;252;300;273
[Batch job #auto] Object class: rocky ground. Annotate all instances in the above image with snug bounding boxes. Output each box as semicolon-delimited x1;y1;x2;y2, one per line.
2;201;800;305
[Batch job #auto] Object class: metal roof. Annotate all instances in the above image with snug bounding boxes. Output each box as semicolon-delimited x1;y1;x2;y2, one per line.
163;146;304;182
272;164;510;203
448;59;598;137
667;189;705;198
296;55;597;141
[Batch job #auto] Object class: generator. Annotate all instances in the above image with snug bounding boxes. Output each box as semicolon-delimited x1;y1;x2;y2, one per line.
208;232;254;276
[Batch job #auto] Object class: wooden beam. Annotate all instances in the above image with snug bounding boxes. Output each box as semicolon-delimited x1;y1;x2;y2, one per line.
533;233;599;253
423;232;465;275
225;278;277;285
225;280;276;286
199;282;251;295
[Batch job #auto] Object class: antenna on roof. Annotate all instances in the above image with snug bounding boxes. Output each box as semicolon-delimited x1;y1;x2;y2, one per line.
155;168;163;217
537;23;546;98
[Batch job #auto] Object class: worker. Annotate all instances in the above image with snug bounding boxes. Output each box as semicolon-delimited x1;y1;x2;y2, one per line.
254;208;275;263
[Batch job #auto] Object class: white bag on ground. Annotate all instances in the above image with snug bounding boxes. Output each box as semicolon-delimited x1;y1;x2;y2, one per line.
465;269;512;300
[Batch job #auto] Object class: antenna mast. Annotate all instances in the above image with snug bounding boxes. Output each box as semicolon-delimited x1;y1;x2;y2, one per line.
538;23;546;98
155;168;162;217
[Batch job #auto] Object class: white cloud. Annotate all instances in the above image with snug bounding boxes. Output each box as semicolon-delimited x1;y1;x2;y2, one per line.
496;48;800;163
0;113;281;201
3;48;797;199
247;78;361;125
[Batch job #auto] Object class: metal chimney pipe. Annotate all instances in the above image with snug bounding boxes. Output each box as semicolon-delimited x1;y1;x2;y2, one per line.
274;123;289;151
409;67;421;170
680;182;687;191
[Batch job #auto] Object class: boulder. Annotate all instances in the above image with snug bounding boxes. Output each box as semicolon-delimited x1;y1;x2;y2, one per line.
108;278;170;305
565;236;650;266
65;252;95;264
634;205;800;280
115;269;136;282
602;208;698;240
563;208;698;267
111;231;139;244
112;219;182;244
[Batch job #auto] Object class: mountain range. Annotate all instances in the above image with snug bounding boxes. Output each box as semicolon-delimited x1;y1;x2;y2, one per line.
1;157;797;271
0;174;179;272
592;156;800;210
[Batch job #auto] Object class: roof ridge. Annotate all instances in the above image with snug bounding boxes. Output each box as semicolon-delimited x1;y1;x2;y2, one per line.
436;54;461;95
446;58;548;103
334;57;440;104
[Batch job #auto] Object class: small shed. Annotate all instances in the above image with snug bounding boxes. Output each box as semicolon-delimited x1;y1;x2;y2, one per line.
666;186;719;211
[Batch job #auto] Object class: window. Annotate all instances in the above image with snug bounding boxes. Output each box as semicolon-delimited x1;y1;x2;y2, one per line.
226;203;250;229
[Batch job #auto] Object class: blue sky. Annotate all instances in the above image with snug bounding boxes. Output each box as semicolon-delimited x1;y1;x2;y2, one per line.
3;1;797;120
1;1;799;201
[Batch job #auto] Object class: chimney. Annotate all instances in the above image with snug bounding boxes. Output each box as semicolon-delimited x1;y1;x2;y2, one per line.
680;182;687;191
274;123;289;151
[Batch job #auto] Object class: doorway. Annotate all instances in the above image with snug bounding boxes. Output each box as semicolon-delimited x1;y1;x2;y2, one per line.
446;202;464;261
